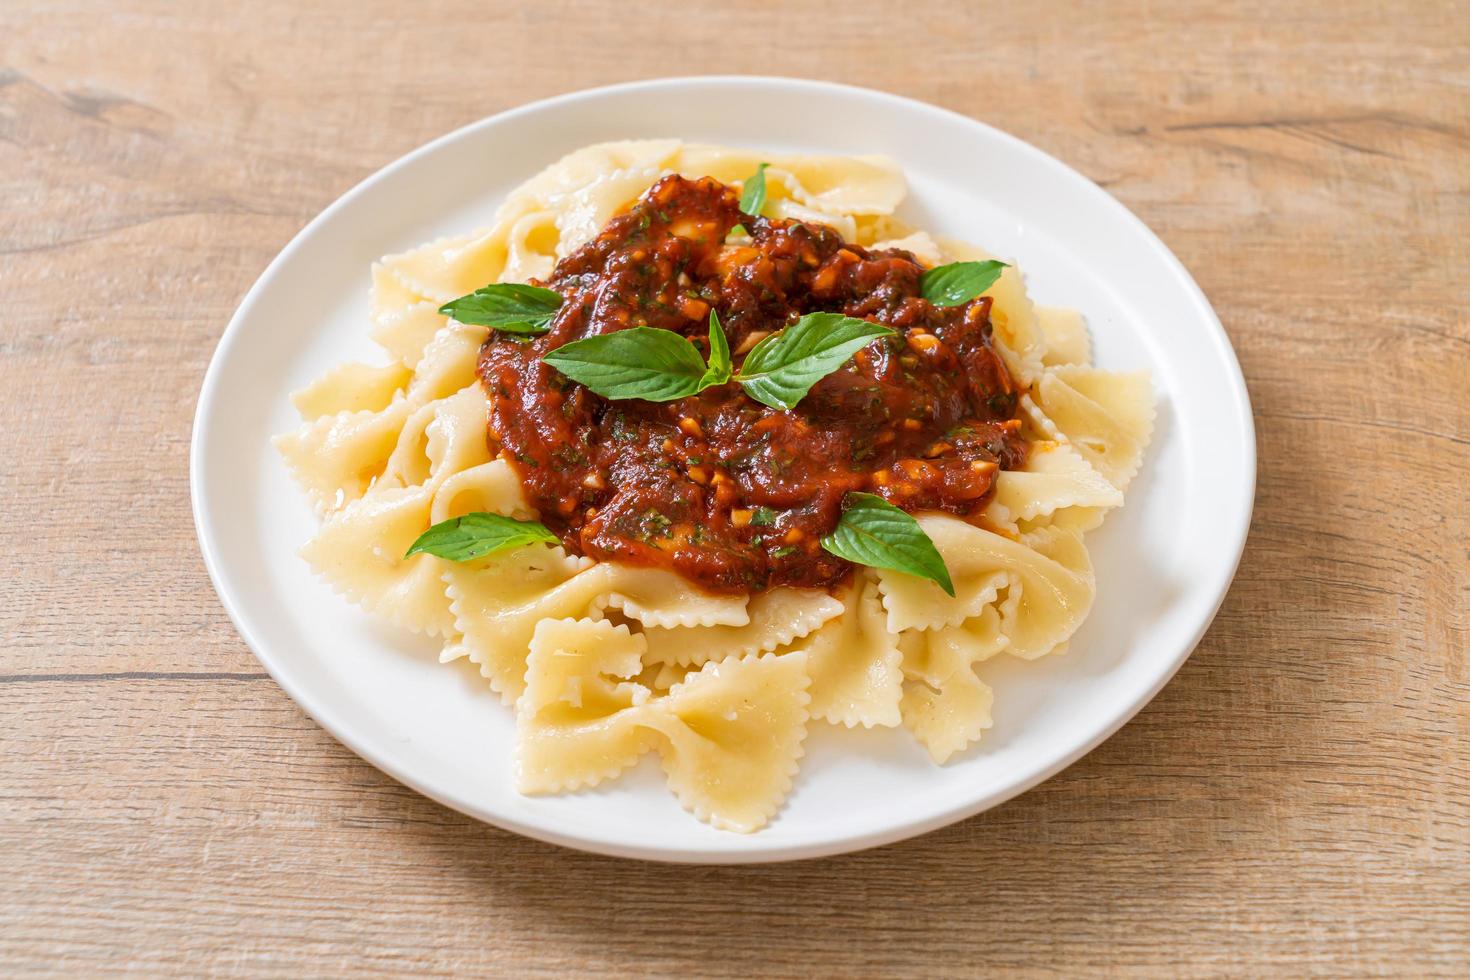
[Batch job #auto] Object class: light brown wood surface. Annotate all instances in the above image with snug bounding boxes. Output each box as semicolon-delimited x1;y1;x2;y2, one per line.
2;1;1466;975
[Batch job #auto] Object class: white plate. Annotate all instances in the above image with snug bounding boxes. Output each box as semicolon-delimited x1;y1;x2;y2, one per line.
191;77;1254;863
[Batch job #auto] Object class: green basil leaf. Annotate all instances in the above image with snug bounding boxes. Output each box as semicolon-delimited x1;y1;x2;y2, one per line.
738;163;770;217
543;327;718;402
702;310;733;387
404;512;558;562
820;493;955;596
735;312;896;410
439;283;563;334
918;260;1009;308
750;506;778;527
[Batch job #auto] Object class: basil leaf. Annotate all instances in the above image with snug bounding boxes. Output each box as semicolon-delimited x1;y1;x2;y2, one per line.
739;163;770;217
918;260;1009;308
735;313;895;410
703;310;733;387
439;283;563;334
404;512;558;562
543;327;719;402
820;493;955;596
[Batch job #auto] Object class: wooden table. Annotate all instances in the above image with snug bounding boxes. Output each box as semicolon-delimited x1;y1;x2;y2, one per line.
3;1;1466;974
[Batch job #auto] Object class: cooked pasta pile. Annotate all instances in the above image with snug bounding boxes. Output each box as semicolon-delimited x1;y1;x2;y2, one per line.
275;141;1154;832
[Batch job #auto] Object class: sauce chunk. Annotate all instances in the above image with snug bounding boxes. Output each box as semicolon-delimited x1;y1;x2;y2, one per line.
477;175;1025;594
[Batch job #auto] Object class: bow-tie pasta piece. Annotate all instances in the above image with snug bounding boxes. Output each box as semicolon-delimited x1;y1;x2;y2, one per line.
900;606;1008;763
851;213;908;248
889;516;1094;662
497;210;559;283
516;618;656;793
593;565;751;630
1044;506;1108;535
429;459;533;525
985;267;1046;385
555;168;670;255
473;142;677;266
379;386;494;493
444;549;603;703
876;533;1010;633
372;299;449;370
302;409;521;637
275;323;485;514
1030;365;1155;492
790;157;905;216
1018;390;1063;443
796;575;903;729
673;144;906;217
995;523;1096;660
290;361;412;422
1035;306;1091;367
275;399;414;514
300;482;456;636
382;400;444;493
647;661;694;692
987;440;1123;532
921;605;1012;673
449;558;746;705
378;228;510;305
370;259;428;324
644;652;813;833
417;386;495;484
775;156;905;216
511;140;682;213
450;560;746;703
641;587;845;668
401;323;487;406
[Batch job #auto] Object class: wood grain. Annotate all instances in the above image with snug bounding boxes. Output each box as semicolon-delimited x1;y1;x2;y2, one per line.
2;0;1466;975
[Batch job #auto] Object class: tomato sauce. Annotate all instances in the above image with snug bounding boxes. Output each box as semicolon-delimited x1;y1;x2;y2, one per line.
477;175;1026;594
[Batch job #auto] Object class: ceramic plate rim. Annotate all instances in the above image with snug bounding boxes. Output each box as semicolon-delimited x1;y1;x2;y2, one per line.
190;75;1255;863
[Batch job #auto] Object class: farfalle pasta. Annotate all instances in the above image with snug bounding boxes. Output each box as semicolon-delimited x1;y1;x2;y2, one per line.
275;141;1154;832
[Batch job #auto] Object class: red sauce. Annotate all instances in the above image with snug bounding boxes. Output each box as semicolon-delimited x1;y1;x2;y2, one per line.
477;174;1026;594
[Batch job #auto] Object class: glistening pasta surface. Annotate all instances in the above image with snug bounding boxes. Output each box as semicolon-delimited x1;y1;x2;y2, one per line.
276;141;1155;832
